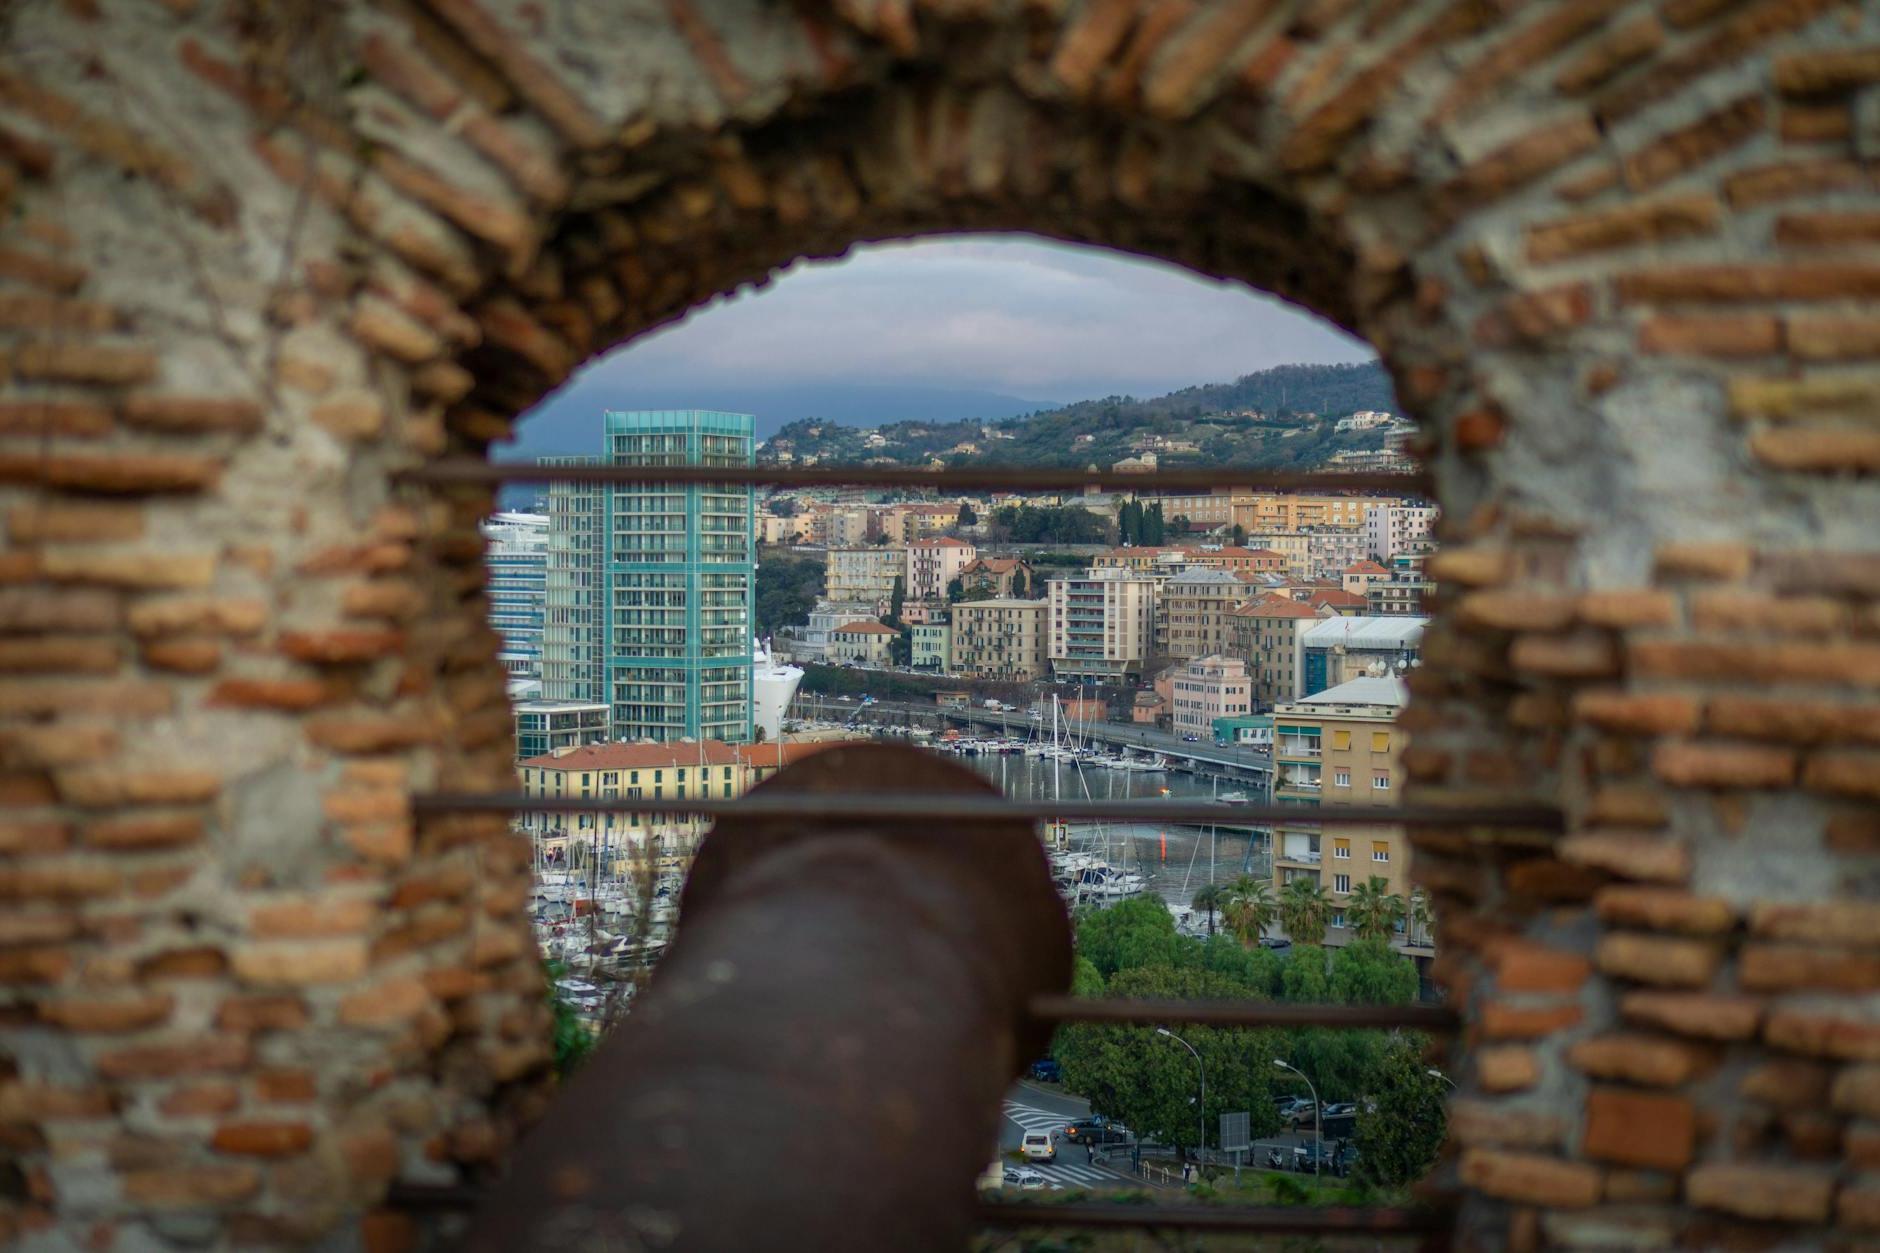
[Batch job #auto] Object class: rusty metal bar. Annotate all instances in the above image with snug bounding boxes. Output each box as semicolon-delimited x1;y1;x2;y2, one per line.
461;745;1074;1252
403;457;1427;494
412;790;1561;830
1029;995;1459;1031
975;1199;1452;1233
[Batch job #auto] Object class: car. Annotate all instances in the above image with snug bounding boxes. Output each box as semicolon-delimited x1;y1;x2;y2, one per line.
1061;1117;1108;1142
1021;1131;1056;1162
1322;1102;1356;1120
1028;1058;1062;1083
1002;1166;1048;1190
1334;1144;1360;1178
1182;734;1200;742
1292;1141;1340;1172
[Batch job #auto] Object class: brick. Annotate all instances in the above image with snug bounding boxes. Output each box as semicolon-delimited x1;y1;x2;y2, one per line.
212;1120;313;1157
1686;1164;1834;1223
94;1036;249;1079
37;994;173;1033
142;636;222;673
338;976;435;1028
1691;590;1848;635
1729;375;1880;423
1573;691;1700;736
54;768;219;808
323;788;409;824
1741;943;1880;991
1773;46;1880;95
1434;0;1631;121
1751;901;1880;947
1804;750;1880;800
121;1165;261;1207
1652;740;1794;789
249;897;375;939
1843;1182;1880;1231
1583;1088;1695;1169
205;678;335;711
1476;1044;1539;1092
304;712;438;753
120;395;262;433
1623;96;1763;190
0;451;222;495
14;341;158;385
1639;313;1780;357
1624;985;1767;1030
1596;932;1722;987
1448;1098;1567;1150
0;1081;113;1121
0;638;118;674
1750;426;1880;474
157;1081;240;1117
1491;941;1591;993
1595;886;1735;935
1764;1010;1880;1061
39;549;216;590
0;860;120;899
1618;263;1880;305
1555;15;1662;94
1778;211;1880;246
1558;831;1687;882
1788;314;1880;361
350;297;444;364
0;819;69;855
1724;157;1866;208
1456;589;1577;631
0;400;114;438
1779;100;1850;142
138;947;228;980
254;1069;317;1103
310;394;385;441
1593;0;1842;124
1742;1058;1832;1106
0;245;85;292
1653;542;1750;581
1473;284;1593;347
215;995;309;1033
1714;692;1880;741
1424;547;1511;586
1568;1032;1712;1086
0;911;77;946
1444;114;1600;204
279;629;404;664
231;940;369;985
1634;639;1880;686
1479;1000;1584;1040
1509;632;1619;677
1832;1065;1880;1119
342;580;425;622
6;503;143;543
84;811;203;850
127;596;267;637
1459;1149;1600;1208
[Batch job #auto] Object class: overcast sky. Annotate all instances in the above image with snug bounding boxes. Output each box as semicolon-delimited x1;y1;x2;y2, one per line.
586;233;1371;405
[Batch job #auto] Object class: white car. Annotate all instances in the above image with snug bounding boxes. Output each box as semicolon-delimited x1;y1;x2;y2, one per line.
1021;1131;1056;1162
1002;1166;1048;1190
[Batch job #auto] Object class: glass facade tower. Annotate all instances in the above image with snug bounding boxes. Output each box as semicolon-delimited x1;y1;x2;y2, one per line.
603;410;755;743
541;456;606;704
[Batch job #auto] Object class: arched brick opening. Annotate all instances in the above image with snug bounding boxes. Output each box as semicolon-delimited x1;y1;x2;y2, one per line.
2;0;1877;1246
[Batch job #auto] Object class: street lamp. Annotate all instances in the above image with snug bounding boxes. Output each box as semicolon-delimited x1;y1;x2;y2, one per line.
1273;1058;1321;1185
1426;1068;1457;1089
1156;1028;1206;1172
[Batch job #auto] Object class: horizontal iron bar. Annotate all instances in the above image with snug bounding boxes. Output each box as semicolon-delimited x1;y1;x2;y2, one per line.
412;791;1561;829
975;1200;1452;1234
405;458;1427;494
1028;995;1459;1031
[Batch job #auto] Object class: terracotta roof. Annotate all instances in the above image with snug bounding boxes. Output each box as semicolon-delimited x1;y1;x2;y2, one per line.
1309;588;1369;609
737;739;869;768
909;536;974;548
1234;593;1322;619
520;741;746;770
963;556;1022;573
833;620;900;635
1345;559;1389;574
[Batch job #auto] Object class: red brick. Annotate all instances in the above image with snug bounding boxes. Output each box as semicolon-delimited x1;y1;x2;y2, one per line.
37;994;173;1033
1583;1087;1696;1169
1479;1001;1584;1040
1595;886;1735;935
230;940;369;985
1574;690;1700;736
278;629;405;664
121;1165;260;1207
1490;941;1591;993
1509;631;1619;677
1777;211;1880;246
205;679;335;711
1686;1163;1834;1223
13;341;157;385
1764;1010;1880;1061
1751;900;1880;947
1568;1032;1713;1086
120;396;262;433
1596;932;1722;986
249;897;376;939
1476;1045;1539;1092
253;1069;317;1104
1473;285;1593;348
1788;313;1880;360
215;996;309;1034
211;1120;313;1157
0;452;221;494
1617;263;1880;305
1444;114;1600;204
1773;46;1880;95
1459;1149;1600;1207
1622;95;1763;190
157;1081;240;1118
0;400;114;438
1638;313;1780;357
1651;741;1796;788
94;1036;249;1079
1740;943;1880;992
1558;831;1687;882
1804;749;1880;800
1750;426;1880;473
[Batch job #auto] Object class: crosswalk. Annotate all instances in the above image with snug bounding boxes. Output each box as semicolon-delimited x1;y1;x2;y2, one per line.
1001;1101;1119;1188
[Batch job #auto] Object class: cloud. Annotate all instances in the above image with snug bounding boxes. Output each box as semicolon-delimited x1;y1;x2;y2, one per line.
584;233;1371;404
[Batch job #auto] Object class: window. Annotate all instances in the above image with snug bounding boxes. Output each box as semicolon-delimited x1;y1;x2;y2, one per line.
1373;842;1390;863
1373;771;1391;791
1372;731;1391;752
1334;769;1350;788
1332;912;1346;929
1334;840;1351;860
1332;729;1351;750
1333;874;1351;894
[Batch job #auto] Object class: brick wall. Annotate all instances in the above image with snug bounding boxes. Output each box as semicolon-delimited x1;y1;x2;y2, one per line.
0;0;1876;1246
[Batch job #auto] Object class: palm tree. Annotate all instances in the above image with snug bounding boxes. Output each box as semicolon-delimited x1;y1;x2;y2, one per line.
1221;876;1276;948
1191;883;1227;937
1408;889;1436;947
1279;877;1331;946
1346;876;1407;941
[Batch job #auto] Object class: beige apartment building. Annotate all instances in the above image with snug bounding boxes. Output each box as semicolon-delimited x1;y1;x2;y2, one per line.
826;546;906;612
1047;568;1158;682
1170;655;1251;738
951;598;1049;680
1160;567;1245;660
1235;493;1398;532
905;535;975;602
1230;593;1325;708
1268;677;1422;957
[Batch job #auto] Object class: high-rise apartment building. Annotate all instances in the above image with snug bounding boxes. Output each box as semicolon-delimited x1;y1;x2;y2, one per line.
542;458;605;703
1159;567;1244;660
952;599;1048;680
483;511;548;683
826;547;905;612
1047;568;1156;682
905;536;975;603
601;410;755;744
1364;503;1438;562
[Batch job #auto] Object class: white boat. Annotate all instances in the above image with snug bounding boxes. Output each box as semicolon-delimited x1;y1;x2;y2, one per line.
751;637;804;742
1215;790;1251;805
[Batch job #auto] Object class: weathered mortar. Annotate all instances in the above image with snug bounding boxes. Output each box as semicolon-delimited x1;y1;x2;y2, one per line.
1;0;1877;1247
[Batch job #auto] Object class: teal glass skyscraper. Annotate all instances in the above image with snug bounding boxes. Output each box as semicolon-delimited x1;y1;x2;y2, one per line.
602;410;755;743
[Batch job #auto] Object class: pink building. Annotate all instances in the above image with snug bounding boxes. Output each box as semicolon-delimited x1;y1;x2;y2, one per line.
905;536;976;602
1171;655;1252;738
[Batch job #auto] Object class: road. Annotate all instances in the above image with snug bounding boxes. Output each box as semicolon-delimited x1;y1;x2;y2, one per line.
998;1081;1137;1190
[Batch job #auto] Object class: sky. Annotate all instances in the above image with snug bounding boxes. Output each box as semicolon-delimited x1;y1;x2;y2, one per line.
574;233;1372;406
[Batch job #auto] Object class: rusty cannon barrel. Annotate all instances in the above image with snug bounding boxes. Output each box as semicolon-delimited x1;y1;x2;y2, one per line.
465;743;1073;1251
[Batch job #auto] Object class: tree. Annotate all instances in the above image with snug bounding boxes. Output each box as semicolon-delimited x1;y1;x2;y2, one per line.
1191;884;1227;937
869;531;892;545
1408;890;1435;948
889;575;905;623
1076;896;1187;977
1008;568;1028;599
1279;877;1331;946
1279;945;1331;1002
946;576;966;603
1353;1035;1447;1190
957;501;978;527
1330;937;1419;1006
769;497;800;518
1221;876;1275;948
1143;502;1167;545
754;554;825;636
1231;523;1247;547
1345;876;1406;941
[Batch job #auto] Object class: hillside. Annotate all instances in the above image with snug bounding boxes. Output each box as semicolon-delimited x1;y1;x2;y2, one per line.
760;361;1400;471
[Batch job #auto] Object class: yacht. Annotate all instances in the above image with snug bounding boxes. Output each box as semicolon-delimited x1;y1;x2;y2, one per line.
751;636;805;741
